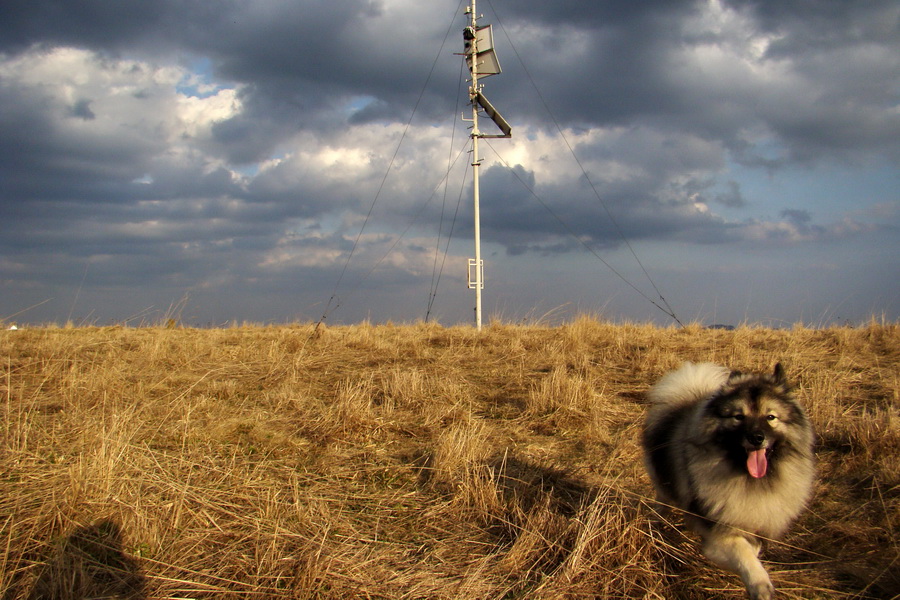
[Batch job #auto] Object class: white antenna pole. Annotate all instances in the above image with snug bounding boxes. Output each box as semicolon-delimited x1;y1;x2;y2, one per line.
463;0;508;330
466;0;484;331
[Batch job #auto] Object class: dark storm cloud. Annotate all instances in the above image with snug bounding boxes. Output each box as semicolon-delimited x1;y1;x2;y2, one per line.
476;163;738;253
0;0;897;325
480;0;900;164
5;0;896;164
727;0;899;49
714;181;746;208
0;1;451;124
722;0;900;162
506;0;699;25
0;0;174;53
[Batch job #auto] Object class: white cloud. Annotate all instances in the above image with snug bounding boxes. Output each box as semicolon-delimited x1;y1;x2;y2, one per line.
176;87;243;140
1;47;245;185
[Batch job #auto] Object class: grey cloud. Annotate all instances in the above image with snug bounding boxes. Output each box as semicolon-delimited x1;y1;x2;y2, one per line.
474;160;882;254
488;0;900;167
475;164;726;250
727;0;900;51
0;1;173;53
5;1;897;163
68;99;96;120
0;0;897;325
714;181;746;208
0;57;168;205
780;208;811;226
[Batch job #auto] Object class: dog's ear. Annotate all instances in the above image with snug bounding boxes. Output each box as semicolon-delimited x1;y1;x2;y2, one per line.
772;362;786;384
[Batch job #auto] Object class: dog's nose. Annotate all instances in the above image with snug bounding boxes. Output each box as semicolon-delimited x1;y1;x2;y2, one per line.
747;430;766;447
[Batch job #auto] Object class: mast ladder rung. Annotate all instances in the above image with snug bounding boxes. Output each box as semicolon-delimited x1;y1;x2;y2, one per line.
467;259;484;289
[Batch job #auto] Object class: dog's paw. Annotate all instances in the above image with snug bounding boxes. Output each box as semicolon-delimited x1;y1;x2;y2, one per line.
746;579;775;600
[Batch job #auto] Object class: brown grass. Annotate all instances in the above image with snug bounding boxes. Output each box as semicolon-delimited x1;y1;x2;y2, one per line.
1;317;897;599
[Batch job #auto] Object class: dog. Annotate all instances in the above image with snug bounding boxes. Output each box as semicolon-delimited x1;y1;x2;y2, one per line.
642;362;815;599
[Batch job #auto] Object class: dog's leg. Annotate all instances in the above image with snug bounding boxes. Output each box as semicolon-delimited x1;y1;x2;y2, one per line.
702;530;774;600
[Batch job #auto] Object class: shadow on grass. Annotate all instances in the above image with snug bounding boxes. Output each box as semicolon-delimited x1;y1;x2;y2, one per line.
24;519;146;600
486;453;591;517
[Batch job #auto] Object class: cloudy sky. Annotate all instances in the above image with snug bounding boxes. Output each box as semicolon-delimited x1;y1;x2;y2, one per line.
1;0;898;327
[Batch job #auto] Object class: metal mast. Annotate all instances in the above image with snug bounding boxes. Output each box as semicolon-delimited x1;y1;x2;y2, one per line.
463;0;510;330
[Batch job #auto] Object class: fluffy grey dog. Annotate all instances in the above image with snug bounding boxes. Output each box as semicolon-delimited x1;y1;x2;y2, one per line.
642;362;815;599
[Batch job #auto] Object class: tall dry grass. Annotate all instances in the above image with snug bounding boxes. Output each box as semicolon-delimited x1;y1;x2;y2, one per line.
1;317;897;599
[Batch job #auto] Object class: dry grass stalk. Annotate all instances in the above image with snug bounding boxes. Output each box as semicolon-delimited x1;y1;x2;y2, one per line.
1;319;897;599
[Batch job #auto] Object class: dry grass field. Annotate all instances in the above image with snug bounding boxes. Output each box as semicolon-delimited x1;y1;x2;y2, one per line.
1;318;898;599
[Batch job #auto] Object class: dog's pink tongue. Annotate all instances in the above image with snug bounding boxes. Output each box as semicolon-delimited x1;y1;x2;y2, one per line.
747;449;768;478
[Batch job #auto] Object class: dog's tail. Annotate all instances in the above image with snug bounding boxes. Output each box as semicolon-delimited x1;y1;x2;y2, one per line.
648;362;730;407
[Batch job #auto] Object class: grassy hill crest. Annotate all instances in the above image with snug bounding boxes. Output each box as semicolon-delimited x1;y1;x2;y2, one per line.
2;318;897;598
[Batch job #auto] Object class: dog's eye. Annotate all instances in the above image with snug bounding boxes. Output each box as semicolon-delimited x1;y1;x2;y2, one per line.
767;414;778;421
732;414;745;421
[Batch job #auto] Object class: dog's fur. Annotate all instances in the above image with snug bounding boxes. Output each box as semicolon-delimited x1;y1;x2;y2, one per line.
642;362;815;600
